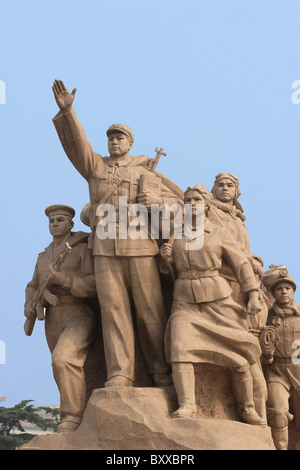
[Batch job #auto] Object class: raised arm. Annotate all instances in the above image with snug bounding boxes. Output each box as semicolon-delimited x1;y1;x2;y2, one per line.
53;79;77;112
52;79;101;179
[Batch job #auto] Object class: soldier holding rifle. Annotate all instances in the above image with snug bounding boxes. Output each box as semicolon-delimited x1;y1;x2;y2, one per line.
24;204;98;432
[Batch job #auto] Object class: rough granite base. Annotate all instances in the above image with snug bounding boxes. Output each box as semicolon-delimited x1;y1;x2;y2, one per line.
19;364;275;451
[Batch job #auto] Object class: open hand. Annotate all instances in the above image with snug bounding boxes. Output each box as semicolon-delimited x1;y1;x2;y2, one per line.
247;295;262;316
52;79;77;111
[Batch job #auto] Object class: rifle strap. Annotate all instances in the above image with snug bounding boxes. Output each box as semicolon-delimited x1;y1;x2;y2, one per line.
97;158;148;206
97;179;123;206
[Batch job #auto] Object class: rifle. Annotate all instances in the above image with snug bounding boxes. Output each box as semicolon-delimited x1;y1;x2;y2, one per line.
24;242;72;336
147;147;167;172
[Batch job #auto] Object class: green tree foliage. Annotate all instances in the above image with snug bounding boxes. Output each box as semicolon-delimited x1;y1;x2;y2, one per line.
0;400;59;450
36;405;60;425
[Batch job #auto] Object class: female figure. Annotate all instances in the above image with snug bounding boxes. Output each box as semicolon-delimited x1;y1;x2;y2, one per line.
160;184;266;425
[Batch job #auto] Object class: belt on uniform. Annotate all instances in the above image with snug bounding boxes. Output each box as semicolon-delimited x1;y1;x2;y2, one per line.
273;357;293;364
178;270;219;280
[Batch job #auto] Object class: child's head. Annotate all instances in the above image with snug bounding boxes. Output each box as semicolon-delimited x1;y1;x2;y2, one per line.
262;265;297;307
272;281;295;307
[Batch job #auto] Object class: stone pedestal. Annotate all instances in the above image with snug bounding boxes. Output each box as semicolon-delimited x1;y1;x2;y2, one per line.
19;380;275;450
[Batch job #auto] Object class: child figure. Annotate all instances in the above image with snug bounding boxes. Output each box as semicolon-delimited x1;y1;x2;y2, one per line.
260;265;300;450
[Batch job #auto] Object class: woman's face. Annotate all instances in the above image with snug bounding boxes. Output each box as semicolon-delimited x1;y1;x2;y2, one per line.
184;190;206;215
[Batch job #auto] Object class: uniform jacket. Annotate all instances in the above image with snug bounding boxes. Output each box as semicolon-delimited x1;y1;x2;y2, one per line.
25;231;96;305
267;300;300;361
209;199;251;282
53;108;178;257
164;220;258;304
262;300;300;390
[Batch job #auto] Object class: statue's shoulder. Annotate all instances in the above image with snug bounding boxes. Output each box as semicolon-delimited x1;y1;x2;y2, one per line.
35;245;51;266
102;156;110;165
69;231;90;247
128;155;150;167
101;155;149;168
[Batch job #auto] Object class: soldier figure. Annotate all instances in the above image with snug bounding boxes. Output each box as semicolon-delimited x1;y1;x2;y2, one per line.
210;172;257;302
261;266;300;450
209;172;268;421
24;205;98;432
160;184;266;425
52;80;178;387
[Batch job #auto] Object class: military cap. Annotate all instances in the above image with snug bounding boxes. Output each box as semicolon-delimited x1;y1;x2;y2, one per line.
106;123;134;145
262;265;297;293
214;172;239;184
45;204;75;219
212;172;241;198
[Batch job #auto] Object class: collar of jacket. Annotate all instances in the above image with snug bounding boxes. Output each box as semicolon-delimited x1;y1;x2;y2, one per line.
106;156;132;167
104;155;149;168
184;220;213;238
211;199;246;222
44;231;90;260
272;299;300;318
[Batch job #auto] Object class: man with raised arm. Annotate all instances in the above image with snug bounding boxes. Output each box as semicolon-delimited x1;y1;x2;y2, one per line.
52;80;178;388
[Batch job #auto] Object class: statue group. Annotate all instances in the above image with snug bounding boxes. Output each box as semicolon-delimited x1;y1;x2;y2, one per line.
24;80;300;451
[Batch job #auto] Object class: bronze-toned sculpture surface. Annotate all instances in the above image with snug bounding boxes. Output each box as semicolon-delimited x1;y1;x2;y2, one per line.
24;204;105;432
260;266;300;450
51;80;180;389
160;185;265;425
20;80;299;451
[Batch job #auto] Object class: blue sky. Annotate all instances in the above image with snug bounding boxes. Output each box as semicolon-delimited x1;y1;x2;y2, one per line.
0;0;299;407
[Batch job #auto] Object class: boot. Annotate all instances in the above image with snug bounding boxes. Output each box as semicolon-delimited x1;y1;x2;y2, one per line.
172;362;197;419
251;362;267;422
253;393;267;422
271;426;289;450
267;406;293;449
105;375;134;387
57;415;82;433
231;369;267;426
152;373;173;387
